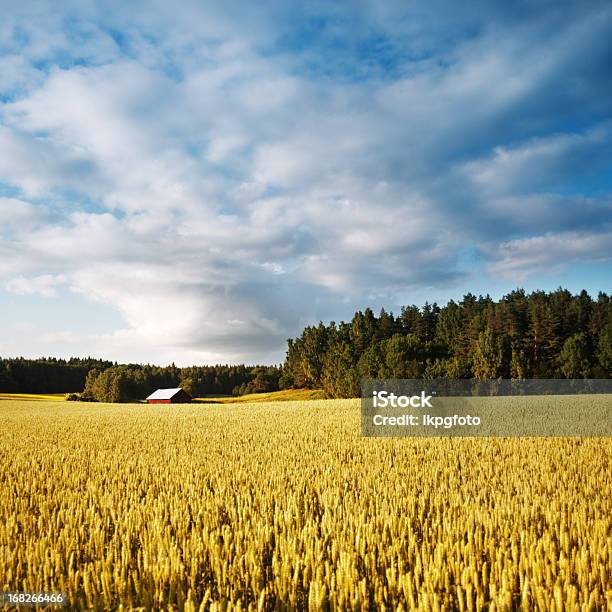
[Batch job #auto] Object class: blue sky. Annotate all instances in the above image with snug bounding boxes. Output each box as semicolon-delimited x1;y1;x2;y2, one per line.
0;0;611;365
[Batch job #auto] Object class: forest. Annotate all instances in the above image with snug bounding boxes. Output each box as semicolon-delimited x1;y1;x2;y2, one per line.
0;357;114;394
0;357;280;402
77;364;281;402
1;288;610;401
280;288;611;397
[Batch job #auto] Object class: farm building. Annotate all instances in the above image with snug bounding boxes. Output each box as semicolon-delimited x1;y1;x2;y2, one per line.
146;388;192;404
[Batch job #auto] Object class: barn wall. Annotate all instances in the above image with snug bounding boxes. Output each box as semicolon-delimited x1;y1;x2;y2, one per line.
170;392;192;403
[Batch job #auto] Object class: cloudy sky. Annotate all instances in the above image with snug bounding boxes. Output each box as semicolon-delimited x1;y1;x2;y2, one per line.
1;1;611;365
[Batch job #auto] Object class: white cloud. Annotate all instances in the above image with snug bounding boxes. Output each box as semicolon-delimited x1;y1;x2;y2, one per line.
486;232;612;281
6;274;67;298
0;55;42;94
0;198;47;229
462;124;612;196
0;1;611;363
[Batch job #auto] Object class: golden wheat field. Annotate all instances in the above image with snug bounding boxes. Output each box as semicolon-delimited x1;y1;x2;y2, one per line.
1;399;611;611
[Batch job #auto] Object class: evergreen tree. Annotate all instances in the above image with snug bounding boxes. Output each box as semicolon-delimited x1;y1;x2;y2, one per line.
596;323;612;376
380;334;424;379
376;308;397;341
558;333;592;379
434;300;462;355
510;346;528;380
399;305;420;335
350;309;377;354
472;328;505;379
321;339;359;398
528;293;560;376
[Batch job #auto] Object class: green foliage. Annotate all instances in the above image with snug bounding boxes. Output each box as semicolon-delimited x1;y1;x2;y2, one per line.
0;351;286;400
2;357;281;401
558;333;591;379
82;364;282;403
282;323;329;389
381;334;425;378
232;367;281;396
596;323;612;376
473;328;506;379
321;339;359;399
0;357;114;393
65;392;95;402
510;346;528;380
283;289;611;397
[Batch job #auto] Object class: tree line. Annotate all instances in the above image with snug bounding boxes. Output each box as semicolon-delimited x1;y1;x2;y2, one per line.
0;357;114;393
2;288;609;401
78;364;281;402
279;289;612;398
0;356;280;402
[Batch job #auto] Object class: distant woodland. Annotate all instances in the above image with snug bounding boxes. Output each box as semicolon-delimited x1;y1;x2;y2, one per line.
0;358;114;394
1;289;610;401
0;358;280;402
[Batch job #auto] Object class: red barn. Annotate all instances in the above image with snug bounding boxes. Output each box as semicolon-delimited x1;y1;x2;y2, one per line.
146;388;192;404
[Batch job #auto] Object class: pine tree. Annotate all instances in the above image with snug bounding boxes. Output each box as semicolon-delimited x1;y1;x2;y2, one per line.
473;328;504;379
558;333;591;378
596;323;612;376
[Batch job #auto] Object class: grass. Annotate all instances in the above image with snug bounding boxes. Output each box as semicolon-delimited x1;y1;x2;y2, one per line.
0;392;66;401
195;388;326;403
1;397;611;610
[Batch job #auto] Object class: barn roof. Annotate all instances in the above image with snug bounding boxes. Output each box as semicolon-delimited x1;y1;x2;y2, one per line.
146;388;186;400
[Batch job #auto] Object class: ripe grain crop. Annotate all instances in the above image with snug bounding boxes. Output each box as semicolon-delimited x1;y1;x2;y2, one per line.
1;399;611;610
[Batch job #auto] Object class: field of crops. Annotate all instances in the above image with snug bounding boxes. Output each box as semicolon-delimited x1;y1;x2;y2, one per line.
195;389;326;404
0;393;66;401
1;398;611;610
